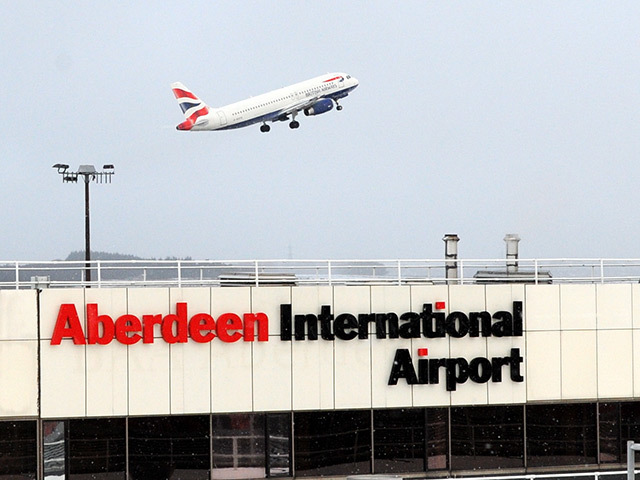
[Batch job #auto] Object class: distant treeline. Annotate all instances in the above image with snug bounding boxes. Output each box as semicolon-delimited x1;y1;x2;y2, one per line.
63;251;193;262
0;252;391;285
0;251;231;284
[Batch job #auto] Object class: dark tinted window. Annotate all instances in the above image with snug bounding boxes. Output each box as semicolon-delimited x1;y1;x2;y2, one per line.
527;403;597;467
266;413;291;477
43;420;65;479
598;402;640;464
294;410;371;477
68;418;125;479
0;420;37;479
128;415;209;480
212;413;265;478
373;408;425;473
426;407;449;470
599;402;621;463
451;405;524;470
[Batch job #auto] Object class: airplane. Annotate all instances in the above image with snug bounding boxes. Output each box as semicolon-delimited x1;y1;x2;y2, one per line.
171;72;359;133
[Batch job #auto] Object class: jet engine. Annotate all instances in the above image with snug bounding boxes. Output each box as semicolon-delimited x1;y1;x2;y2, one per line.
304;99;334;116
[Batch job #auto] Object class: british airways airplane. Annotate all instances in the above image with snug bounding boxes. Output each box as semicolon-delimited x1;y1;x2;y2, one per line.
171;72;358;133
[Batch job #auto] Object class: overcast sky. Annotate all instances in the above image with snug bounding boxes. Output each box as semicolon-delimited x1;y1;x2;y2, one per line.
2;2;639;261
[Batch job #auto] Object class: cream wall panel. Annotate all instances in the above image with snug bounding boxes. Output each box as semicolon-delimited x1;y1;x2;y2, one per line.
410;284;450;405
289;286;333;340
40;289;85;341
412;337;451;407
211;287;251;314
171;342;211;414
370;286;412;407
524;285;560;331
211;341;252;413
126;288;172;415
84;288;128;416
486;285;526;404
633;330;640;397
450;336;488;406
335;339;371;409
560;285;596;330
334;286;371;314
409;285;449;313
371;286;411;311
525;331;561;401
371;285;410;336
0;341;38;416
596;284;632;329
410;285;449;405
486;284;525;312
127;287;169;310
561;330;597;399
86;342;128;416
251;287;291;336
253;340;292;411
252;287;293;411
448;285;486;312
168;288;212;414
128;342;170;415
633;285;640;329
31;283;640;418
40;339;86;418
292;339;334;410
85;288;127;317
333;285;371;409
169;287;211;315
0;290;37;340
487;336;526;405
290;286;334;410
211;287;251;342
291;287;333;314
597;330;633;398
210;287;252;413
372;337;412;408
127;288;170;342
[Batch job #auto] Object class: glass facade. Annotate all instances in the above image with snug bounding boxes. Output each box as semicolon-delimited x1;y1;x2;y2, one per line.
600;402;640;464
68;418;126;479
373;408;425;473
128;415;210;479
294;410;371;477
0;420;37;479
8;401;640;478
527;403;598;468
451;405;524;471
426;407;449;470
211;413;291;478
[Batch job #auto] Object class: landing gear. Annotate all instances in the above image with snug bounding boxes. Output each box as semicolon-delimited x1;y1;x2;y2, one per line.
260;123;270;133
335;100;343;111
289;120;300;129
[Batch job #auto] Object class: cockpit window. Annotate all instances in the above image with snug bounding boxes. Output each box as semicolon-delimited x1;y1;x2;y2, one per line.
346;75;351;79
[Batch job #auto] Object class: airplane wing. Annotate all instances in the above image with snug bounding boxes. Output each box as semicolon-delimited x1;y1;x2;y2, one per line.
273;95;323;121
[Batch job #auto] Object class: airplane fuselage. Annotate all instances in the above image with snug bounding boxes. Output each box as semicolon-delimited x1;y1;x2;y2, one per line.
172;73;358;132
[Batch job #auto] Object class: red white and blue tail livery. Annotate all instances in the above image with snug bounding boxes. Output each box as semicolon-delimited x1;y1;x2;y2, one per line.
171;72;358;132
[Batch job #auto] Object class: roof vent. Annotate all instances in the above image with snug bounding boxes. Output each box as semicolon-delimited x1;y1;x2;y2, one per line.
442;234;460;283
473;234;552;284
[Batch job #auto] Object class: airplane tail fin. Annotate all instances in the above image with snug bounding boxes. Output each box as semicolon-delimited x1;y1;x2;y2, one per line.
171;82;210;130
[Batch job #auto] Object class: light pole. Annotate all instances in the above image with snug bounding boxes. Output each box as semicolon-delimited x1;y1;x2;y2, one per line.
53;164;115;285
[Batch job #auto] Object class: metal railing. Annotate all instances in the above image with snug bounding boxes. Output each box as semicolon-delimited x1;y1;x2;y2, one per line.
2;258;640;289
384;470;638;480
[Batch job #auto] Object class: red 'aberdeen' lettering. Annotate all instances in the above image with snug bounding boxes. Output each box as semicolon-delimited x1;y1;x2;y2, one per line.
50;303;269;346
51;304;86;345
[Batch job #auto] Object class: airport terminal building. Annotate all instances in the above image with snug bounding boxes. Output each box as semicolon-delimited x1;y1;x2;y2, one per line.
4;244;640;479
